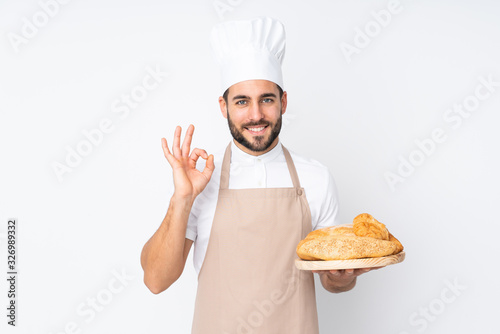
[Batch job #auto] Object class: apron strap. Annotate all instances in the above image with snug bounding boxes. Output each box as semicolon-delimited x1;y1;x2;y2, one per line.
220;143;232;190
219;142;302;190
282;146;301;189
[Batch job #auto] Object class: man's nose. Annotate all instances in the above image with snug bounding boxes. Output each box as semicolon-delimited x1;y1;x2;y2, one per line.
247;103;264;121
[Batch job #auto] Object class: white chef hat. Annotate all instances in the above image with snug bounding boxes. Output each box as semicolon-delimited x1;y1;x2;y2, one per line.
209;16;286;95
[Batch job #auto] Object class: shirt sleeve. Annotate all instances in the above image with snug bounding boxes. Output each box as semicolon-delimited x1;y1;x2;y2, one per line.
185;195;201;241
313;169;340;230
186;220;197;241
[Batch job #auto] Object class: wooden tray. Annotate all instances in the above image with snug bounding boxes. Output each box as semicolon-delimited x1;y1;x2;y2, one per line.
295;251;405;270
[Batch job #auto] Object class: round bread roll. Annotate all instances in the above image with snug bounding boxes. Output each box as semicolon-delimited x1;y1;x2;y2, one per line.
353;213;390;240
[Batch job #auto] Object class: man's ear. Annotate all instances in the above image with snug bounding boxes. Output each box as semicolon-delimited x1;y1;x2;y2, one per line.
218;96;228;119
281;91;288;115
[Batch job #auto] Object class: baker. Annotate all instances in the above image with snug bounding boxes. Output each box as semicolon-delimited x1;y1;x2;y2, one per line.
141;17;376;333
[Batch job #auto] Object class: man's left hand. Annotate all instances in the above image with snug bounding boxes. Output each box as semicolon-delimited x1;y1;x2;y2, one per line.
312;267;381;293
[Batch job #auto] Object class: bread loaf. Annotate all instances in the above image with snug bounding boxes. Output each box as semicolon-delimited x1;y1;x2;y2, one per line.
296;214;403;261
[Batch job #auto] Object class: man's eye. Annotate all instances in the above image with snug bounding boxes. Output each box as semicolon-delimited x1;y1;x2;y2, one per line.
236;100;247;105
262;98;273;103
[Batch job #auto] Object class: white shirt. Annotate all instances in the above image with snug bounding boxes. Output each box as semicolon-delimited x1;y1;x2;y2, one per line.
186;140;340;275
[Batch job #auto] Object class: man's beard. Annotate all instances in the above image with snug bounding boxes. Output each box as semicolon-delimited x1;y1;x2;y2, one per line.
227;111;282;153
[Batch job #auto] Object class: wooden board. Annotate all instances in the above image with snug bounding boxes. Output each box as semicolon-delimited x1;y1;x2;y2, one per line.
295;251;405;270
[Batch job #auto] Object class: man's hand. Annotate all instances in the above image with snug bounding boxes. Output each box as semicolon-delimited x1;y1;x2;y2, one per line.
162;124;215;202
312;267;381;293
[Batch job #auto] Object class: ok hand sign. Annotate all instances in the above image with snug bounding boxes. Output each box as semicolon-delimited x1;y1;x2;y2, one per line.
162;125;215;202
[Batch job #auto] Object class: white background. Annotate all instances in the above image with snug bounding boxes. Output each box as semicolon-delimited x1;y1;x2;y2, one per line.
1;0;499;333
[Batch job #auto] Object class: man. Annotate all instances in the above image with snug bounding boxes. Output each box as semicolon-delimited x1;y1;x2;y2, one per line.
141;17;375;333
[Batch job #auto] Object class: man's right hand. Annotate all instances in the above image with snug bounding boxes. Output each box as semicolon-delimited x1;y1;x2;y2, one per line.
161;124;215;202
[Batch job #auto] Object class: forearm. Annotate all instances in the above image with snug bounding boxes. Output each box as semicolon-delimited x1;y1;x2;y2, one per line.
141;195;193;293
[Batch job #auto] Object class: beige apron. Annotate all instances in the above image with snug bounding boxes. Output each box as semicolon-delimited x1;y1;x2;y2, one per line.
191;143;319;334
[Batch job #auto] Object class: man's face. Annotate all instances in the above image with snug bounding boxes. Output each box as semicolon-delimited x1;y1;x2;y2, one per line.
219;80;287;156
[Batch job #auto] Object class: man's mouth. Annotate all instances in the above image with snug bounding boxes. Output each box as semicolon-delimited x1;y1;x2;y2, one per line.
245;125;268;135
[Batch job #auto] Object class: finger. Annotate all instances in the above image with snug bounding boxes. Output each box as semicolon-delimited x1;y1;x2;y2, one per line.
358;268;372;274
181;124;194;158
328;270;341;277
161;138;176;166
189;148;209;167
344;269;354;276
172;126;182;158
312;270;329;274
354;267;379;276
161;137;170;156
202;154;215;180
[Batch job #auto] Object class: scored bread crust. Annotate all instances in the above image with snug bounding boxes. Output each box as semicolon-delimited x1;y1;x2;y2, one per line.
296;235;398;260
296;224;356;260
296;214;404;261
